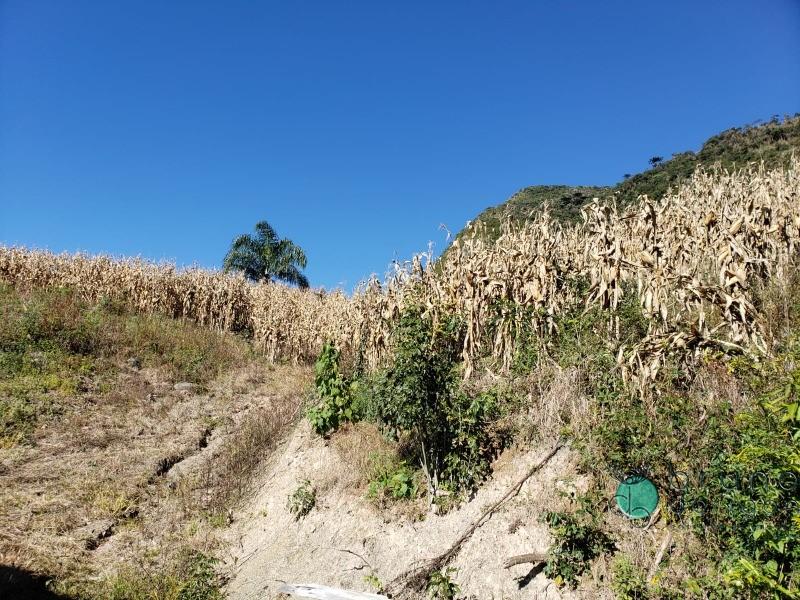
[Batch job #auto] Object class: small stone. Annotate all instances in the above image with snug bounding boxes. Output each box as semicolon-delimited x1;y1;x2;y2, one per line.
173;382;195;392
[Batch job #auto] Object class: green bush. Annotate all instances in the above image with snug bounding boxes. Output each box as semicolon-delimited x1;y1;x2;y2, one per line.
370;306;503;492
307;343;356;436
440;389;503;490
681;349;800;598
590;335;800;598
541;496;615;588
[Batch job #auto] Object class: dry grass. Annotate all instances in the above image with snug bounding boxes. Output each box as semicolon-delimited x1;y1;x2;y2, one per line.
330;421;397;489
192;377;309;517
510;364;590;446
0;360;310;595
0;286;311;596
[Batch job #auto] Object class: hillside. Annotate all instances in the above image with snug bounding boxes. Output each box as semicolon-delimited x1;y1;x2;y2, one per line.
3;158;799;599
461;113;800;241
0;284;311;599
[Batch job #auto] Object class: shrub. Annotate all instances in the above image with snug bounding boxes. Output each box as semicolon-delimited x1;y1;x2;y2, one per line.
426;567;460;600
287;479;316;520
541;496;615;588
370;306;503;492
682;348;800;598
307;343;355;436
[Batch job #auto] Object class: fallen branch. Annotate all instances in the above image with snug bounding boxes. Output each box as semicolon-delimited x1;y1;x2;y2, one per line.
334;547;373;573
644;505;661;531
385;441;565;599
503;552;547;569
647;530;673;582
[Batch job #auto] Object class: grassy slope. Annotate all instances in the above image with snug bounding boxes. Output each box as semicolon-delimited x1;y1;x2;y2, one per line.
0;284;310;599
460;114;800;242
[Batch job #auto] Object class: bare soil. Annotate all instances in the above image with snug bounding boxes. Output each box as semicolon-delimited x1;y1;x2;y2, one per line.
222;422;600;600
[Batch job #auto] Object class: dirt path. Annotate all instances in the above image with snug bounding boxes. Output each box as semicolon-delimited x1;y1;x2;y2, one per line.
222;423;590;599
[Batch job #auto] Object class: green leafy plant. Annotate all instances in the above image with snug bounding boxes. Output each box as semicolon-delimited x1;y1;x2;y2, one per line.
611;555;650;600
370;306;504;493
367;457;418;501
542;497;615;588
307;343;354;436
363;573;383;592
286;479;316;520
427;567;460;600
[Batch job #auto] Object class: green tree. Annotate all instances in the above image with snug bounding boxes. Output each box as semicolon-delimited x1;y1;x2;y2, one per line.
223;220;309;288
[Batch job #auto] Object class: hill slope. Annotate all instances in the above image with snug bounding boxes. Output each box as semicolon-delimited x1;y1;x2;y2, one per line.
460;113;800;241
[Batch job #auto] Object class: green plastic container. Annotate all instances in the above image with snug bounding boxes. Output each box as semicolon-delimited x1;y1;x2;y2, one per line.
615;475;659;519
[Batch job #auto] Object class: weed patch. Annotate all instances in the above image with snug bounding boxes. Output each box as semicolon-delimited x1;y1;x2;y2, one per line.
287;479;316;520
92;550;223;600
367;455;419;502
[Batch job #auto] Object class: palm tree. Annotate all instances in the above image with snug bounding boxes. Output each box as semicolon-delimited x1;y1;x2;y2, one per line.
223;220;310;288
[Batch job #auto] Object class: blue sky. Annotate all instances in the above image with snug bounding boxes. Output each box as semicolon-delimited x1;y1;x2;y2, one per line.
1;1;799;290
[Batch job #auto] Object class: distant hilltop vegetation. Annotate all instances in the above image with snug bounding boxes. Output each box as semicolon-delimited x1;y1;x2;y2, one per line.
461;113;800;242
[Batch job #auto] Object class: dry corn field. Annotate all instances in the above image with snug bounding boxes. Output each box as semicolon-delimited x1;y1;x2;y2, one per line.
2;158;799;386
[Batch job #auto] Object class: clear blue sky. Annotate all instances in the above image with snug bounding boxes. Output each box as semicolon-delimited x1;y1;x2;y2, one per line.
1;1;799;290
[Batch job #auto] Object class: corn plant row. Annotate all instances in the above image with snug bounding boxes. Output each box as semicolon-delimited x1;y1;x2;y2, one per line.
1;158;798;386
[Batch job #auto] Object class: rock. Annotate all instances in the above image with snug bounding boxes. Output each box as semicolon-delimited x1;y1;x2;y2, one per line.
126;357;142;369
72;519;114;550
173;382;195;392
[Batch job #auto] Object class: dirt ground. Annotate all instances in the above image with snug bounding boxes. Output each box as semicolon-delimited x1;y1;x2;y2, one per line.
222;422;602;600
1;351;610;599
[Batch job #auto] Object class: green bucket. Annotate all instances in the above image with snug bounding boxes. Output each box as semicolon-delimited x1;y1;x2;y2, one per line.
615;475;659;519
